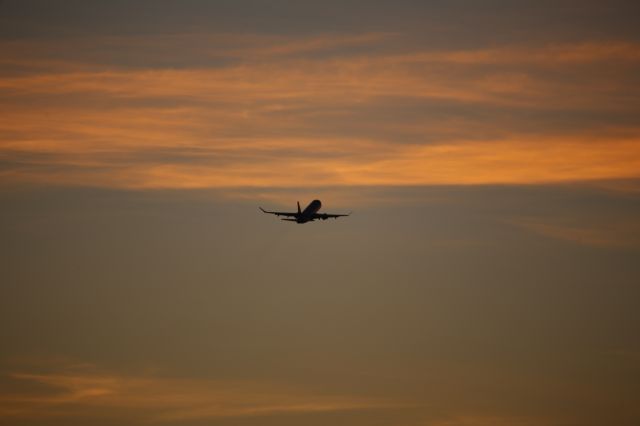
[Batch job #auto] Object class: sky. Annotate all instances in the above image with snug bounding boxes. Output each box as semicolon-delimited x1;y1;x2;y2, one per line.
1;1;640;425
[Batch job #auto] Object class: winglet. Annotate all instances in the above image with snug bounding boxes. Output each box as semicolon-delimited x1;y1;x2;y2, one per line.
297;201;301;214
259;207;267;213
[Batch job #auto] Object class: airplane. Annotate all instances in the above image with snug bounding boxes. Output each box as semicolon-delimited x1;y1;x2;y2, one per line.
259;199;351;224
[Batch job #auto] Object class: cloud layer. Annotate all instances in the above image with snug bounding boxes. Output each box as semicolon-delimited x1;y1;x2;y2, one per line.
2;34;640;189
0;364;396;422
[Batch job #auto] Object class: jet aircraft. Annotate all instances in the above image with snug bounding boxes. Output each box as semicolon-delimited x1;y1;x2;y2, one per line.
259;200;351;223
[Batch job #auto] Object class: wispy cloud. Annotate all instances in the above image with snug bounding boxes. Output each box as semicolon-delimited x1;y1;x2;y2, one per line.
426;415;544;426
397;42;640;65
0;364;397;422
3;132;640;189
513;217;640;248
4;44;639;108
2;33;640;190
0;32;396;71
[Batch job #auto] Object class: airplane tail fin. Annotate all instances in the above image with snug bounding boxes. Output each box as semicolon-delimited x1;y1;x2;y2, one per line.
297;201;301;214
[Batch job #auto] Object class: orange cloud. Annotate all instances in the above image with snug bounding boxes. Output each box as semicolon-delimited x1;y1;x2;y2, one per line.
342;137;640;186
393;42;640;65
2;34;640;191
0;366;398;421
3;41;638;108
3;117;640;189
427;415;543;426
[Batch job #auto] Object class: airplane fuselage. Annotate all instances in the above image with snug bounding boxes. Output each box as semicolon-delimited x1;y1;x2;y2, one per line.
298;199;322;223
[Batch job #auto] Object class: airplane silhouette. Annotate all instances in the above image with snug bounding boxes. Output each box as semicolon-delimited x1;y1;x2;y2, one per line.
260;200;351;224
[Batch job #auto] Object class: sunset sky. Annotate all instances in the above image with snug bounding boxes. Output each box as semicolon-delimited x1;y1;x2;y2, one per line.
1;1;640;425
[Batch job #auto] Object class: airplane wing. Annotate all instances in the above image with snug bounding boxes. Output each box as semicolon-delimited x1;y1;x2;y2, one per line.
312;212;352;220
259;207;298;217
